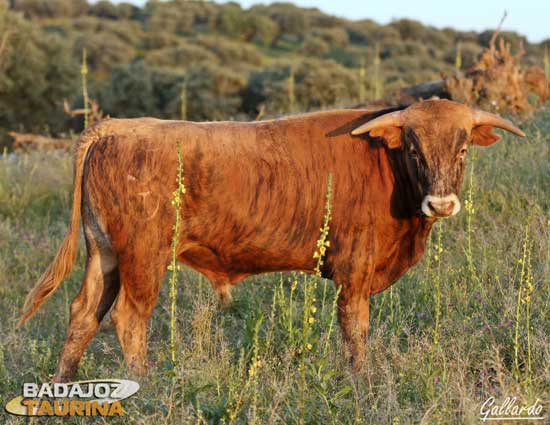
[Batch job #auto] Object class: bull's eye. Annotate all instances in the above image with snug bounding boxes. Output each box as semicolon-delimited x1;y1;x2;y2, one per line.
409;146;418;157
459;147;468;157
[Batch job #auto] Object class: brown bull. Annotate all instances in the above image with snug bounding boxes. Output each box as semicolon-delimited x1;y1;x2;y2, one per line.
19;99;524;382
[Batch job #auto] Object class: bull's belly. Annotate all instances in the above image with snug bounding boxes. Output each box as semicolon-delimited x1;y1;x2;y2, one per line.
175;238;315;285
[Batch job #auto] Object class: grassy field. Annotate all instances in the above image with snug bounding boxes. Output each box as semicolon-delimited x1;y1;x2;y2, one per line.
0;107;548;424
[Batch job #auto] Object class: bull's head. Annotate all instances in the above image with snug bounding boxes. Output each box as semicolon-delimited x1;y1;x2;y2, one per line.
351;99;525;218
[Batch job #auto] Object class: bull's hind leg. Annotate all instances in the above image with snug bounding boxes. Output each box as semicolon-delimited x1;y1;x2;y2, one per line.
55;242;119;382
111;250;168;375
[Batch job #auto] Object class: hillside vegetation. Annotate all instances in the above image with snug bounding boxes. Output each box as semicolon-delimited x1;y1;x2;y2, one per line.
0;0;548;146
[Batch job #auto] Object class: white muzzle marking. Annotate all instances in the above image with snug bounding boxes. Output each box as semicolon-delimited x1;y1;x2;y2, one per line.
421;194;461;217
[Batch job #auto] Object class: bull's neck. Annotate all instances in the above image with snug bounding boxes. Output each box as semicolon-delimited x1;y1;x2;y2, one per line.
381;146;436;264
383;147;426;221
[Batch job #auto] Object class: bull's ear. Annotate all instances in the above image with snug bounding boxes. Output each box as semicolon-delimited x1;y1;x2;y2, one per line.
471;125;501;146
368;127;403;149
351;110;404;149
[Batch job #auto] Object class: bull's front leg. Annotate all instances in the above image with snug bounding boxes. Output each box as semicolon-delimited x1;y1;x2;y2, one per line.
332;244;375;370
337;282;371;370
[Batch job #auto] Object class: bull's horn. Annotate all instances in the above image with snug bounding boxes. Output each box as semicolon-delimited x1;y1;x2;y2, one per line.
472;110;526;137
351;110;404;136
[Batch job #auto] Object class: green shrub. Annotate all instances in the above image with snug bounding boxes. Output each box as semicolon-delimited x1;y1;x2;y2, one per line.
12;0;88;19
144;42;218;69
313;27;349;47
0;4;78;136
244;59;357;115
444;42;482;70
185;63;245;121
99;61;184;119
301;35;330;57
196;35;263;67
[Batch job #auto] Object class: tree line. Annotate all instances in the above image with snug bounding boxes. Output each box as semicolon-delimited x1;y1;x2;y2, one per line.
0;0;547;146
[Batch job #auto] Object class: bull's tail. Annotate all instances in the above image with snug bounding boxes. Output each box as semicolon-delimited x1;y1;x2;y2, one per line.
19;127;99;326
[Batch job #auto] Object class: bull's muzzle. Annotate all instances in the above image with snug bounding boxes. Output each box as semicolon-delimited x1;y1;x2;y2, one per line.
421;194;461;218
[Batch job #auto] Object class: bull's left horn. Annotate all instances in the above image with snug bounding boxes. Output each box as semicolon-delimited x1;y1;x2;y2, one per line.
472;110;526;137
351;110;404;136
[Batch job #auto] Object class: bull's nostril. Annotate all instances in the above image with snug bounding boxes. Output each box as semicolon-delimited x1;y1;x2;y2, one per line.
428;200;454;216
442;202;454;215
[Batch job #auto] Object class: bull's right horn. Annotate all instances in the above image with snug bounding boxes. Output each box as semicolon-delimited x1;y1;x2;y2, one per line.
471;110;526;137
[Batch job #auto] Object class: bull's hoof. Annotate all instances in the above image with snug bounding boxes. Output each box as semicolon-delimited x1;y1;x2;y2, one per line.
342;343;366;373
53;371;76;383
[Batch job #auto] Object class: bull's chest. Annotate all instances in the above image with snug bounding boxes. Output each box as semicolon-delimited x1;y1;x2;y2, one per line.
370;220;431;294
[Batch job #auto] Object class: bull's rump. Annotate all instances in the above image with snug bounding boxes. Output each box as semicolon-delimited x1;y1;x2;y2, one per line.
83;113;370;278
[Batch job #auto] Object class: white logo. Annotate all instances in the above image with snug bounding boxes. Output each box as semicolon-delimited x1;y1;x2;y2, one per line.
5;379;139;417
480;396;544;421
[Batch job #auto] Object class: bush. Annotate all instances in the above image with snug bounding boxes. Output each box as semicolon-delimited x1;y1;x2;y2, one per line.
346;19;380;45
327;46;364;68
243;64;292;115
216;2;249;39
313;27;349;47
444;42;482;70
383;55;451;85
380;41;431;60
116;2;141;20
72;31;135;73
296;59;358;108
370;26;401;44
144;2;194;36
0;4;78;136
88;0;117;20
12;0;88;19
144;42;218;69
185;63;245;121
274;33;302;52
301;36;329;57
249;14;278;46
244;59;358;115
142;31;184;50
390;19;452;49
70;16;142;45
196;35;263;67
477;30;527;49
143;0;219;35
255;2;311;39
99;62;184;119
